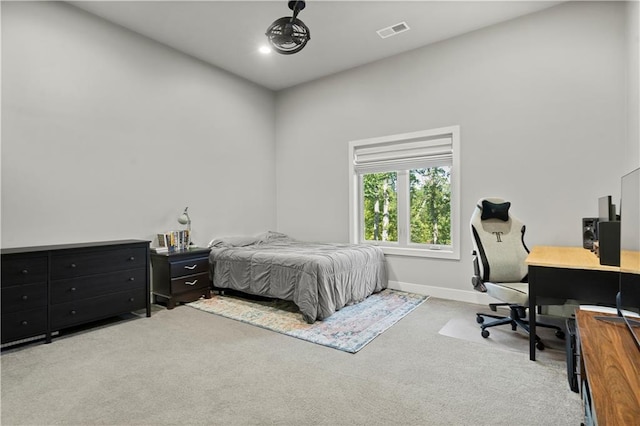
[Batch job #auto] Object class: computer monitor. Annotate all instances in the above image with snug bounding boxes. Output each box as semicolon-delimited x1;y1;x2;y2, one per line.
618;167;640;350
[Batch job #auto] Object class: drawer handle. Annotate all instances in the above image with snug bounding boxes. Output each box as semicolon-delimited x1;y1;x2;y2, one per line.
129;297;135;302
21;295;28;301
184;265;197;270
128;256;135;261
21;269;29;275
185;279;198;286
129;277;135;281
70;287;77;292
70;310;77;315
21;320;28;326
70;263;77;268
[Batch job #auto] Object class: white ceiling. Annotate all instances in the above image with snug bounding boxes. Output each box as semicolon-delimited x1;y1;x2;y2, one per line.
69;1;564;91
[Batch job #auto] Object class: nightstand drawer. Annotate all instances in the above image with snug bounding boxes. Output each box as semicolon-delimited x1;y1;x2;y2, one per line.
51;247;147;279
1;283;47;313
1;308;47;343
1;255;48;287
50;268;147;303
170;257;209;278
171;272;210;294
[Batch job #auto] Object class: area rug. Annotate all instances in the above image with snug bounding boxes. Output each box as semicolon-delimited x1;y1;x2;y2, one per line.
187;289;428;353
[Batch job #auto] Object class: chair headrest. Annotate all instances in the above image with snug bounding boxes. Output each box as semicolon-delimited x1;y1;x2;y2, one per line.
477;198;511;222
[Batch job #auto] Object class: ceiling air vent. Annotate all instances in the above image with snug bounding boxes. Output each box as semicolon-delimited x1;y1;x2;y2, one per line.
376;22;410;39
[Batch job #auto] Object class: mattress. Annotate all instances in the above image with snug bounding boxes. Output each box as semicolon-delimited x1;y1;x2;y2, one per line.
208;232;388;323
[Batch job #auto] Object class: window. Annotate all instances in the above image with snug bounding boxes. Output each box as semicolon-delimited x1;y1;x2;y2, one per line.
348;126;460;259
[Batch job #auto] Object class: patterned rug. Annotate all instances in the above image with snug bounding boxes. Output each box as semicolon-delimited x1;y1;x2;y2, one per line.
187;289;428;353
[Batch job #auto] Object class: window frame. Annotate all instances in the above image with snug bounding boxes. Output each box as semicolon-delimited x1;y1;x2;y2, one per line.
348;126;460;260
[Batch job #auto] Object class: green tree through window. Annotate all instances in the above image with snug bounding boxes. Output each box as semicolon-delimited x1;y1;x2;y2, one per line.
362;168;451;246
410;167;451;245
363;172;397;241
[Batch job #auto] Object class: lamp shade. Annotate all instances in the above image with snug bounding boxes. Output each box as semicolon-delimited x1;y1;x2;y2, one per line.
178;213;190;226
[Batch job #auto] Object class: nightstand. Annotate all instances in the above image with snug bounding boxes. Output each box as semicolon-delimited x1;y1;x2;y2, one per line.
151;247;211;309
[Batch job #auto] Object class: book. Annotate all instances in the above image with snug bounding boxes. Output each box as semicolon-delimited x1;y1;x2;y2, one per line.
157;230;190;252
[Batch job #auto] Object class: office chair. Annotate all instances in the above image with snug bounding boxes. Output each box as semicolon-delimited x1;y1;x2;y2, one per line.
470;198;564;350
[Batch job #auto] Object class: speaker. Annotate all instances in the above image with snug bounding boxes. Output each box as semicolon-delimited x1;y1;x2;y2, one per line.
582;217;598;250
598;221;620;266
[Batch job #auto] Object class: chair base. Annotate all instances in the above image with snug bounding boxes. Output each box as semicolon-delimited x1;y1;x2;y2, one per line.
476;304;565;350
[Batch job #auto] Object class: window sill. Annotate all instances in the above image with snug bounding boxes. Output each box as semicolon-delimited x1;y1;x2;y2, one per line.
377;245;460;260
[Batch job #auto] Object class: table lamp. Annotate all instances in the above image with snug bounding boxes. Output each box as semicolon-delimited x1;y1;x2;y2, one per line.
177;207;193;247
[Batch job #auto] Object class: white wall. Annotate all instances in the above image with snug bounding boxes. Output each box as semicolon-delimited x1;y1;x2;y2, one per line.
275;1;629;300
1;2;277;248
2;1;635;304
626;0;640;173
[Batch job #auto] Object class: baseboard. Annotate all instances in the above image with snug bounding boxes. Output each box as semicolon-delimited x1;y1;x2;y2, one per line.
388;280;500;306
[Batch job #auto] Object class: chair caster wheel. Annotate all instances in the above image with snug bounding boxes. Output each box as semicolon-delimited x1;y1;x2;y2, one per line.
476;316;484;324
536;341;545;350
481;329;490;338
555;330;565;339
511;324;517;331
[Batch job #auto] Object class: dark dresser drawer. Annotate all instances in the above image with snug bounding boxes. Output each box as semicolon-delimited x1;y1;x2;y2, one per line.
51;247;147;279
1;252;49;344
170;256;209;278
1;255;47;287
1;283;47;313
50;268;147;303
50;287;147;330
171;272;210;294
1;308;47;344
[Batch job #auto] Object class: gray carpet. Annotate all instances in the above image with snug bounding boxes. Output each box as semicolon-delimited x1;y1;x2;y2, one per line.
1;297;582;425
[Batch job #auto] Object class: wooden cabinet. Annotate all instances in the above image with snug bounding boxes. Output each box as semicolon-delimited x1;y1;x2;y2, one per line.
1;240;150;346
151;248;211;309
575;310;640;425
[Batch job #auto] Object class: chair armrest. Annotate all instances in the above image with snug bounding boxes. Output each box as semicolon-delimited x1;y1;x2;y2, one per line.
471;250;487;292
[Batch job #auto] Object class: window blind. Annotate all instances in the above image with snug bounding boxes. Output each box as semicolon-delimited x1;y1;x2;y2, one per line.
353;136;452;174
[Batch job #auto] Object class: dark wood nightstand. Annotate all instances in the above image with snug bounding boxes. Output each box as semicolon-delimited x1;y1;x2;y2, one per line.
151;247;211;309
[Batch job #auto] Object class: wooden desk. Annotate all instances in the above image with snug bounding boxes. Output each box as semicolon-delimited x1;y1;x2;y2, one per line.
526;246;621;361
576;310;640;425
526;246;619;272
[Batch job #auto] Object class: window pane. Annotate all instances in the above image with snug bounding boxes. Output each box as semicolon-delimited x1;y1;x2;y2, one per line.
362;172;398;242
410;167;451;245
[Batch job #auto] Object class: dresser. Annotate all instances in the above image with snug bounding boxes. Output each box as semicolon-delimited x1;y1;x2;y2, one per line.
1;240;150;345
151;247;211;309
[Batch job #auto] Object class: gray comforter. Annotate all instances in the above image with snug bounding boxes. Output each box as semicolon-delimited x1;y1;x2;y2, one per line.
208;232;387;323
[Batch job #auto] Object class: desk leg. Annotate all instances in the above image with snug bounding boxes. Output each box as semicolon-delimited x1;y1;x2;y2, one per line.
529;267;537;361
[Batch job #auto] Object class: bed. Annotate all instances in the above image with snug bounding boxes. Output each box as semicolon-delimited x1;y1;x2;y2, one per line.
208;232;387;323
